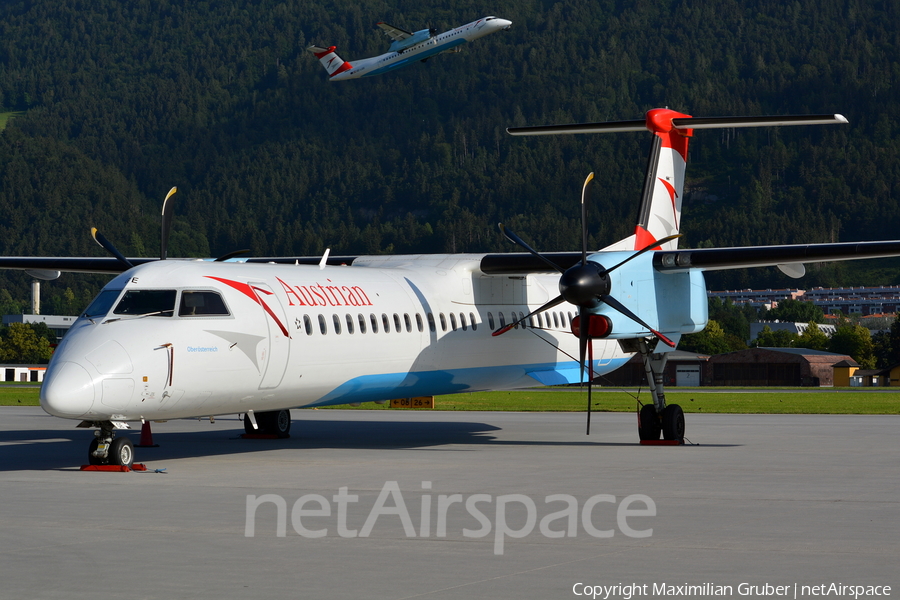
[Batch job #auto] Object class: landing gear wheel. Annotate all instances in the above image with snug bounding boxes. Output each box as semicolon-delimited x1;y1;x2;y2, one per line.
88;438;108;466
108;437;135;467
661;404;685;441
245;410;291;438
638;404;661;441
272;409;291;438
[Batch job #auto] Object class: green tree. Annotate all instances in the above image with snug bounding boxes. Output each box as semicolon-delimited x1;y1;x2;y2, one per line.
0;322;52;364
828;321;876;369
762;299;824;324
753;325;798;348
796;323;829;351
678;319;732;355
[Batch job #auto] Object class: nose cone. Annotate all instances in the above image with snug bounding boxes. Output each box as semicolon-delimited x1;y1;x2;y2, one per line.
494;18;512;30
41;361;96;419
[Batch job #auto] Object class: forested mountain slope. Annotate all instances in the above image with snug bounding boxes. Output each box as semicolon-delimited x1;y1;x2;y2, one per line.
1;0;898;312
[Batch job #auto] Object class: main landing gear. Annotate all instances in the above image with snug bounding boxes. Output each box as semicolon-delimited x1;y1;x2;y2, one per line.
83;421;135;468
243;409;292;438
629;339;685;443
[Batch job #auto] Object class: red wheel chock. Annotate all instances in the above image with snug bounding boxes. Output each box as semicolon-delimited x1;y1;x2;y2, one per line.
80;463;148;472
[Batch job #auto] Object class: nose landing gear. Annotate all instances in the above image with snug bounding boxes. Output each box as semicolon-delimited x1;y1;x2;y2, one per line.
85;421;135;468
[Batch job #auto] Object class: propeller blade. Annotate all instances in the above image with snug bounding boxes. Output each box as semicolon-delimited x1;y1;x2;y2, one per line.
580;173;594;265
498;223;564;274
586;334;594;435
576;306;594;435
601;294;676;347
492;295;565;336
160;187;177;260
91;227;133;269
215;249;251;262
603;233;682;274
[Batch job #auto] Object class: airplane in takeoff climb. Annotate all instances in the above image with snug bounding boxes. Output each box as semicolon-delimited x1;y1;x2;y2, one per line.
4;108;900;469
307;16;511;80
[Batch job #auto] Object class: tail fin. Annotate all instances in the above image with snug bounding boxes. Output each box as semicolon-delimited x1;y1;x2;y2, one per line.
307;45;354;78
634;109;693;251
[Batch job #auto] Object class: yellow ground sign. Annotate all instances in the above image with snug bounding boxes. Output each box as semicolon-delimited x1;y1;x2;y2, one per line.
390;396;435;409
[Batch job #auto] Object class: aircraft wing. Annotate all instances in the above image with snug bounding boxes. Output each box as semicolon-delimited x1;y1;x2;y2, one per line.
479;240;900;275
652;240;900;274
0;255;361;275
0;257;157;275
377;22;413;41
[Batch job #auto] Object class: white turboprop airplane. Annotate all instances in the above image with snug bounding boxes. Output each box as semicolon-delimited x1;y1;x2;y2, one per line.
4;108;900;469
307;16;511;80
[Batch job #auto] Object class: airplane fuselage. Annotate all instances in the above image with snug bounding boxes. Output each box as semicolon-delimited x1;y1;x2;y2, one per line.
41;255;666;423
331;17;511;80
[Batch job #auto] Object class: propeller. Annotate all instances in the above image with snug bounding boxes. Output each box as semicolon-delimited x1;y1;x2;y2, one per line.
92;187;178;270
493;172;680;433
91;227;133;270
160;187;177;260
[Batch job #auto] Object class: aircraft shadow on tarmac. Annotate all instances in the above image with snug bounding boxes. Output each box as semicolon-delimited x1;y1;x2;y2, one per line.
0;417;739;471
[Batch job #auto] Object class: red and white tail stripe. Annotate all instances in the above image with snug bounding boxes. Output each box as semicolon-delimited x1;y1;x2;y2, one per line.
307;45;353;78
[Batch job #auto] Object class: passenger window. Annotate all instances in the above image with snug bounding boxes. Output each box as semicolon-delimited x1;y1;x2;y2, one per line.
370;313;379;333
304;315;313;335
404;313;412;332
114;290;176;317
470;312;478;331
488;312;495;329
393;313;402;333
382;313;391;333
318;314;327;335
358;314;367;334
179;291;230;316
333;314;342;335
450;313;458;331
416;313;424;332
427;313;436;332
345;314;354;334
499;312;506;327
460;313;467;331
439;313;447;332
553;313;560;328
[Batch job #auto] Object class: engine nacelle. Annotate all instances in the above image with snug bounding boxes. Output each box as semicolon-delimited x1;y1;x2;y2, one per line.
571;314;613;339
389;29;434;53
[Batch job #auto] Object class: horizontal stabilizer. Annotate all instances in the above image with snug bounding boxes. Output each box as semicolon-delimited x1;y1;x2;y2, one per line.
508;114;847;136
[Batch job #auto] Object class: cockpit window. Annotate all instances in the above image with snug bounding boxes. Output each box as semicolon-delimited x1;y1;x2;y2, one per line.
113;290;176;317
179;291;230;317
83;289;123;318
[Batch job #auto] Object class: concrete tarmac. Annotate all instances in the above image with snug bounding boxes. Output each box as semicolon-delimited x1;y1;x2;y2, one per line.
0;406;897;600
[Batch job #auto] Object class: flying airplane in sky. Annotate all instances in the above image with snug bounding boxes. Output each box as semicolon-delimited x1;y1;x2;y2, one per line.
307;16;511;80
4;108;900;469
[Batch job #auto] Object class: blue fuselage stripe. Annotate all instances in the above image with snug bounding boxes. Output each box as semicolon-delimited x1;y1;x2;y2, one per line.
307;358;630;407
